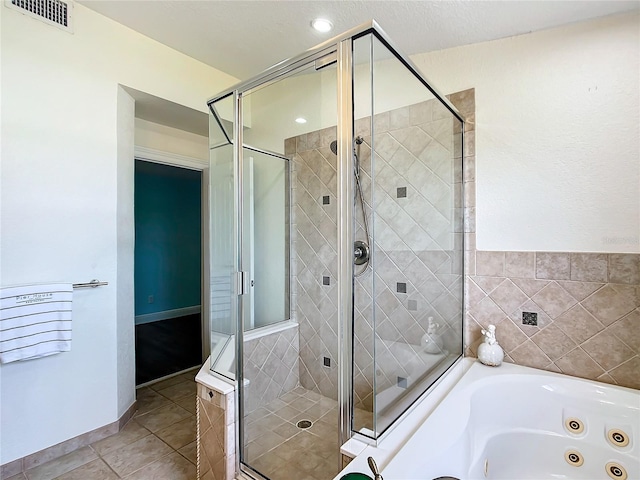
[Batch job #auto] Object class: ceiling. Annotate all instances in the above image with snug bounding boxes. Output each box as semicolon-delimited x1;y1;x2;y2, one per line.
80;0;638;81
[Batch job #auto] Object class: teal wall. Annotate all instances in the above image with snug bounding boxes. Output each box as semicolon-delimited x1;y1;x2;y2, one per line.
135;161;202;320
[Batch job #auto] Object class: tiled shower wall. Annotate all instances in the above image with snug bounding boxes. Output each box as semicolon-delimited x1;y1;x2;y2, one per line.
242;326;300;414
452;89;640;390
285;127;341;401
285;94;465;412
351;99;463;415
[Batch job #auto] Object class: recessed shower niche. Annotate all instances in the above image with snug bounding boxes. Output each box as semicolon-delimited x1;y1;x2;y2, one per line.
206;22;464;480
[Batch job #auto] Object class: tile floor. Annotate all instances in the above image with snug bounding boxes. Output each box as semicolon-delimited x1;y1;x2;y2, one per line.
8;370;198;480
243;387;342;480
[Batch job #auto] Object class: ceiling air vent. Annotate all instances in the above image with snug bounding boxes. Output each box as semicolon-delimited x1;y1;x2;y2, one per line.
5;0;74;32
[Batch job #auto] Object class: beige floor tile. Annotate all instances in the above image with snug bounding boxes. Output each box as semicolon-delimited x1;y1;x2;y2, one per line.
156;380;196;401
177;441;197;464
134;391;173;417
173;394;196;415
155;416;196;450
135;387;157;400
91;420;150;456
134;403;192;433
24;447;96;480
53;458;118;480
148;375;188;392
200;470;215;480
122;452;196;480
5;474;27;480
178;370;199;382
101;435;172;477
273;421;300;439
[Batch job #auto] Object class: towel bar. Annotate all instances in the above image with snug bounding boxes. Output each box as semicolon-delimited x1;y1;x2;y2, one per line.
72;279;108;289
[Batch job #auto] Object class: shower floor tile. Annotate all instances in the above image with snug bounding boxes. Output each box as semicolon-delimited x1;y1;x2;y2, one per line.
244;387;342;480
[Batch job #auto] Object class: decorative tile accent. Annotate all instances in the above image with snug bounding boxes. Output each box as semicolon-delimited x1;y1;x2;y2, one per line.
522;312;537;326
396;187;407;198
396;282;407;293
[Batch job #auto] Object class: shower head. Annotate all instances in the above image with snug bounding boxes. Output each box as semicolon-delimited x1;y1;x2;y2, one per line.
329;136;363;155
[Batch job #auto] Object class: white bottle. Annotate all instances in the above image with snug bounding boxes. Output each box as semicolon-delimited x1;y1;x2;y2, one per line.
421;317;444;354
477;324;504;367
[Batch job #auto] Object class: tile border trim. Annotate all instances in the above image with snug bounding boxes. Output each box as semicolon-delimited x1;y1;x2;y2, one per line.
1;400;137;479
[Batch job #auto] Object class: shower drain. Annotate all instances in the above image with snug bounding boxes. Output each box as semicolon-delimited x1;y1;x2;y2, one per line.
605;462;627;480
296;420;312;429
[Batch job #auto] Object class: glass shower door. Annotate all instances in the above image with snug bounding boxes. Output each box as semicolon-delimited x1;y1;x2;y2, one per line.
238;55;342;480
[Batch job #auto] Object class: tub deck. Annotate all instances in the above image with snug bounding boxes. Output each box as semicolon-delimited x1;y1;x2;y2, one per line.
337;360;639;480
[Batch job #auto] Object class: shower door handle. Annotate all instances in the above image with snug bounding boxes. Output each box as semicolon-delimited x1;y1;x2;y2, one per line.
235;271;251;296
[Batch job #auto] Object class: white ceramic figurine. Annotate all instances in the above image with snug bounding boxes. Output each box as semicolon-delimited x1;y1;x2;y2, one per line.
477;324;504;367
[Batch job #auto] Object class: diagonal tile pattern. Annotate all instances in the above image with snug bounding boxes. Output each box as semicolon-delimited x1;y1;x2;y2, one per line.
287;96;465;435
454;88;640;391
10;371;199;480
243;326;300;414
467;252;640;389
242;386;369;480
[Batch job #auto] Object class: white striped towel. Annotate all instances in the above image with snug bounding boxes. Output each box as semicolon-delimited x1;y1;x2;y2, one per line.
0;283;73;364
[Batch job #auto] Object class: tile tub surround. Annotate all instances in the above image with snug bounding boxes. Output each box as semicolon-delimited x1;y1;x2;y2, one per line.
286;91;469;422
466;251;640;389
451;89;640;390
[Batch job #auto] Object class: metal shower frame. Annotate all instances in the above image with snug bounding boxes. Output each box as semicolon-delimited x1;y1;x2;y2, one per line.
207;19;465;479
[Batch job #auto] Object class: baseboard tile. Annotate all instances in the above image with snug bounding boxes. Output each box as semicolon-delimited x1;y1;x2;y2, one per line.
1;400;137;478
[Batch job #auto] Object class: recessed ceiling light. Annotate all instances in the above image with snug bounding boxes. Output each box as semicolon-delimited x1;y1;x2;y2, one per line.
311;18;333;33
295;117;307;124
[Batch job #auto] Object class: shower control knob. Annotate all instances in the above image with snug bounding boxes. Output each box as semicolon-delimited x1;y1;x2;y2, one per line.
354;240;370;266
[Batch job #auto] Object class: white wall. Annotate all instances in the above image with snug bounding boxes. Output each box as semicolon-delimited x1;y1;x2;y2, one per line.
242;13;639;254
411;12;640;253
0;4;237;463
135;118;209;161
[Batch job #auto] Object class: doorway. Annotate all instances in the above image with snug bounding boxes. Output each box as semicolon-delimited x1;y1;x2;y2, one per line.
134;159;203;385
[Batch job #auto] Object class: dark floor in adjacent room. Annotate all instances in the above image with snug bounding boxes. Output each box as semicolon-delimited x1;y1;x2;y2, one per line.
135;314;202;385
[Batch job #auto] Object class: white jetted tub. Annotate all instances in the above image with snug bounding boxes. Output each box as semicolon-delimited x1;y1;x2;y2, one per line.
339;360;639;480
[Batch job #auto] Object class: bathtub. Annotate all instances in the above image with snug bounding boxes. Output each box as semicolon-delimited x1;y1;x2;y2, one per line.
339;360;639;480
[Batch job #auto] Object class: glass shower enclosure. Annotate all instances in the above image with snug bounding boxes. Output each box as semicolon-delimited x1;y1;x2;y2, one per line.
208;21;464;480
